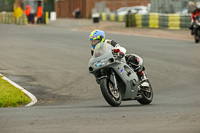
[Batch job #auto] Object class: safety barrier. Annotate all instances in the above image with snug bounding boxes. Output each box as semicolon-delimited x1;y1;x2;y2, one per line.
45;12;49;24
159;14;168;28
125;13;191;29
135;14;142;28
17;13;28;25
1;13;6;24
118;15;125;22
101;12;107;21
149;13;159;28
142;14;149;27
0;12;28;25
109;13;116;21
0;12;49;25
126;14;135;27
0;12;15;24
99;12;191;29
168;14;181;29
180;14;191;29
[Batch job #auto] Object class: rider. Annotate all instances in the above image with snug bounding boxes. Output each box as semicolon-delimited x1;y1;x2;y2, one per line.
190;2;200;35
89;29;145;80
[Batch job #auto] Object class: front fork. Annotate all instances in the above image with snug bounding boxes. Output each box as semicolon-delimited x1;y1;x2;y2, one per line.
97;69;118;91
110;69;118;90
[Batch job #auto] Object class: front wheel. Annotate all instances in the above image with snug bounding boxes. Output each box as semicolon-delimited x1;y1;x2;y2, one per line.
137;79;153;105
100;78;122;107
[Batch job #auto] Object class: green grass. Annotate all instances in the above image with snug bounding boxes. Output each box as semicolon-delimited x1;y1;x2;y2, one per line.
0;75;31;107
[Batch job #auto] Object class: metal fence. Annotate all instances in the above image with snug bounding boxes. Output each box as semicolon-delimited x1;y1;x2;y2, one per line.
151;0;199;14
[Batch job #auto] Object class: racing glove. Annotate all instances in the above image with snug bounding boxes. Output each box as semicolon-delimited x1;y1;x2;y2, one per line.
112;49;125;58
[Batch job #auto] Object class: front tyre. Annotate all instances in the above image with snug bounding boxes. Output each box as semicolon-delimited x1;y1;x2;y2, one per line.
100;78;122;107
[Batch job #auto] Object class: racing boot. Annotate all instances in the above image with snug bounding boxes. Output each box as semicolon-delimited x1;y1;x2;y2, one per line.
135;66;147;81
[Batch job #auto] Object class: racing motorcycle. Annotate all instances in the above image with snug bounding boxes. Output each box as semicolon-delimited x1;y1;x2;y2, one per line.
192;17;200;43
88;42;153;106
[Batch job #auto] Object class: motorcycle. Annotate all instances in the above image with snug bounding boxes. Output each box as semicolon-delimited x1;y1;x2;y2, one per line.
88;42;153;106
191;17;200;43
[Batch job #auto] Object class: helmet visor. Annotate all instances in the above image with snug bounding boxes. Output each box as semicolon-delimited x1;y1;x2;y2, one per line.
91;39;100;48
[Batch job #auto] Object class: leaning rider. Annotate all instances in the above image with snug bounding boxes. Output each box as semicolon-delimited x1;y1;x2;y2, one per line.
190;2;200;35
89;29;145;80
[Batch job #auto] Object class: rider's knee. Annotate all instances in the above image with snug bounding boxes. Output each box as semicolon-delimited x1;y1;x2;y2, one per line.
126;55;140;67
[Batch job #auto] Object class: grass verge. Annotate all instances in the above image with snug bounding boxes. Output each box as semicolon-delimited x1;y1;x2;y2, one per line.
0;75;31;107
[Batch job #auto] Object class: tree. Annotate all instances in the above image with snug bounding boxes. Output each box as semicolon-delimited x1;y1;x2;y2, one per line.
0;0;15;11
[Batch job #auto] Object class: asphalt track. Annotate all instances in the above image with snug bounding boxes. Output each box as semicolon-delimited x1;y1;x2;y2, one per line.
0;20;200;133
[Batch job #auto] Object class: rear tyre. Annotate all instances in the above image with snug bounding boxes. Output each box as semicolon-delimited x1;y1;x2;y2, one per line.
195;35;199;43
100;78;122;107
137;79;153;105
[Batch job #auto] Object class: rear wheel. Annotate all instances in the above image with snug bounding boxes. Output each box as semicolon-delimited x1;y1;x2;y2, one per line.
100;78;122;107
137;79;153;105
195;35;199;43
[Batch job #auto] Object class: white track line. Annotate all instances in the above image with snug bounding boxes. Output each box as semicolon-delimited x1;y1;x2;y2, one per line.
0;73;37;106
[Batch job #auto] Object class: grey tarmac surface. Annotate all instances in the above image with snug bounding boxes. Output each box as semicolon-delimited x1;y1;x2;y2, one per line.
0;19;200;133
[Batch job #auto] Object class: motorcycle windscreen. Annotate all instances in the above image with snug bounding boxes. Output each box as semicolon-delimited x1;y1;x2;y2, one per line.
93;42;112;58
